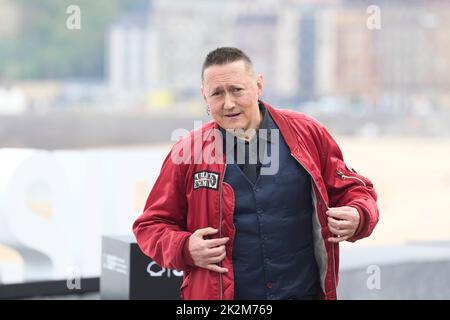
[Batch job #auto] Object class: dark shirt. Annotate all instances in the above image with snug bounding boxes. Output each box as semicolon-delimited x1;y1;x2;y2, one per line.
219;101;272;184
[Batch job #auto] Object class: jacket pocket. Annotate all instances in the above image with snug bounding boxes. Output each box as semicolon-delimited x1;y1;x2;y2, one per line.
336;165;372;188
336;169;368;187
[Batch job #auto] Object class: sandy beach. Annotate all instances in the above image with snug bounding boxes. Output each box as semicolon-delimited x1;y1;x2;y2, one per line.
335;136;450;247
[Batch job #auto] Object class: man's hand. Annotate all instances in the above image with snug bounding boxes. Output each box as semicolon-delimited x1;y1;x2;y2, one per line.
188;227;229;273
326;206;360;243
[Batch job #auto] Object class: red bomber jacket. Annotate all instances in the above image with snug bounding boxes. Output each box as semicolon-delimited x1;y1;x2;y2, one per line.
133;102;379;300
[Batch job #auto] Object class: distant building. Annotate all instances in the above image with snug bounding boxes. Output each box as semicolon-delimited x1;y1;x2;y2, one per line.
107;11;158;94
234;13;279;101
332;2;450;109
106;0;450;110
106;0;307;103
378;6;450;109
334;8;379;103
150;1;235;95
0;0;21;37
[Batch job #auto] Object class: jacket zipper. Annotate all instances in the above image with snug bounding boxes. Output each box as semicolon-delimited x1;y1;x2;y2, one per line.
290;153;337;294
218;163;227;300
337;170;367;187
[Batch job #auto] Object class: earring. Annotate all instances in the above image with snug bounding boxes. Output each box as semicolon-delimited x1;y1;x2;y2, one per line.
206;106;210;115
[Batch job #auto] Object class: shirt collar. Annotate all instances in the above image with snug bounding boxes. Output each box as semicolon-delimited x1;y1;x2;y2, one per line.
258;101;275;143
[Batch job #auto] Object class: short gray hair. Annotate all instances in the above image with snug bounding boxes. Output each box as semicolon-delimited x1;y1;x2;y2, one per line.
201;47;254;81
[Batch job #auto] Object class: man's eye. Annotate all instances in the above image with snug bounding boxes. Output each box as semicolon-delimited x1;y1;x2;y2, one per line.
211;92;220;96
233;88;243;92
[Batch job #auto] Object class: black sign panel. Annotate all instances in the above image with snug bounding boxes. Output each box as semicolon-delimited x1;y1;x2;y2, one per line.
100;235;182;300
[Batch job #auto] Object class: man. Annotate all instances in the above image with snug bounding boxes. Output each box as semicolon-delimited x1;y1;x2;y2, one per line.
133;47;379;300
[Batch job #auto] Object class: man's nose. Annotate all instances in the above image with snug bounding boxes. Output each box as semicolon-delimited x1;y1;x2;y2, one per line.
223;93;235;110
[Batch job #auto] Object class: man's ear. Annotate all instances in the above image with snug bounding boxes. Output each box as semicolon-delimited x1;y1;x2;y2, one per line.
256;74;264;99
200;86;207;102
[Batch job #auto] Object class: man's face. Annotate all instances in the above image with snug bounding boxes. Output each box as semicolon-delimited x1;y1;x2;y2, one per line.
201;60;264;131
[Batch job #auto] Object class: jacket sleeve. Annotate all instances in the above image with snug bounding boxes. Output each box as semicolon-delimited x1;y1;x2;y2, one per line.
132;147;194;271
317;124;379;242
